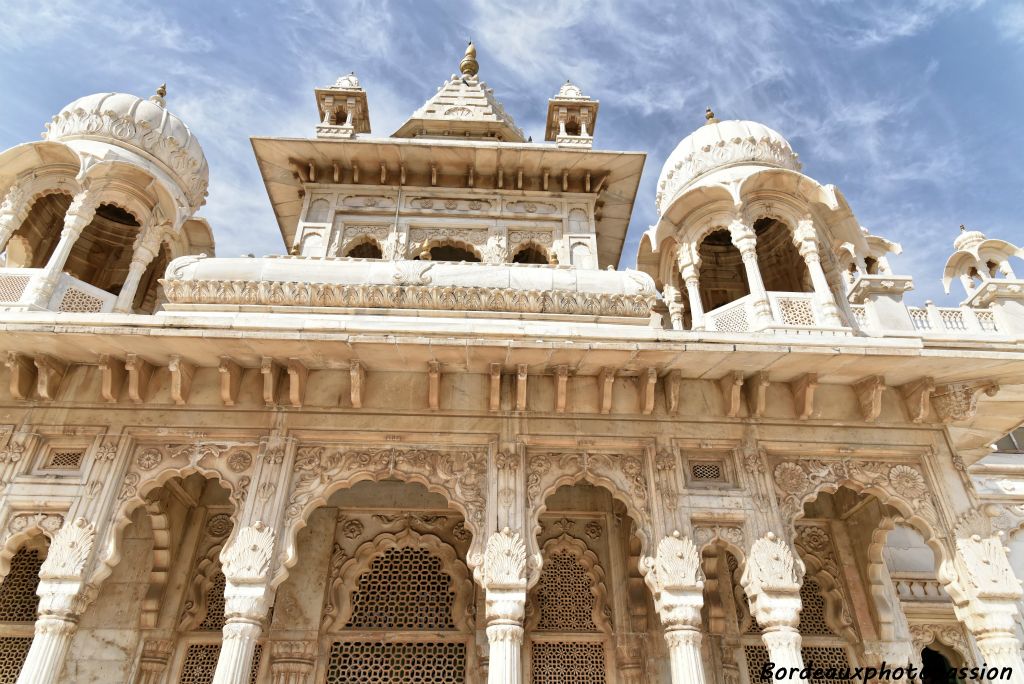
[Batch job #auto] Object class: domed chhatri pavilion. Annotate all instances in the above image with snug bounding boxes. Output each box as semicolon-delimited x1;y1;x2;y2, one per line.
0;43;1023;684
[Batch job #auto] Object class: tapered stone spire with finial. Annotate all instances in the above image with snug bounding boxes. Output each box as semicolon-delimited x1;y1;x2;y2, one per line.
460;41;479;77
150;83;167;107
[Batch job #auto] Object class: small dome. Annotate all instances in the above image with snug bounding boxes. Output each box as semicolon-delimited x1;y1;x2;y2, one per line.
656;119;801;215
43;90;209;213
333;72;361;89
954;226;987;252
556;80;585;99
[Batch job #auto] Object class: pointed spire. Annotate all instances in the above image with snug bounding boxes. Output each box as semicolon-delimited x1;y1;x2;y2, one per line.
460;40;479;77
705;106;718;124
150;83;167;107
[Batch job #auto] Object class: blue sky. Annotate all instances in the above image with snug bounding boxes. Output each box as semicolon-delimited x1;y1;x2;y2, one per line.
2;0;1022;304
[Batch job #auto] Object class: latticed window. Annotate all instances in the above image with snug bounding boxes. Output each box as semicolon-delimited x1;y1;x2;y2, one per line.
530;542;607;683
534;551;597;632
0;548;42;622
0;546;43;683
327;540;469;683
798;577;832;636
178;642;262;684
198;571;226;631
325;641;466;684
346;546;456;630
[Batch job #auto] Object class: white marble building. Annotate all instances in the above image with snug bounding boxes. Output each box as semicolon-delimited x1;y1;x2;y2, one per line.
0;42;1021;684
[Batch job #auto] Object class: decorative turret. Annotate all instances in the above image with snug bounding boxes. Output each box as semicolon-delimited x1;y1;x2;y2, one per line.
942;226;1024;332
392;42;524;141
315;72;370;139
545;80;599;148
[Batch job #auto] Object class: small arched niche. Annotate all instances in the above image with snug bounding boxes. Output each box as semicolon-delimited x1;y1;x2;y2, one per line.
344;237;383;259
512;242;549;264
3;192;73;268
697;228;749;311
753;217;810;292
64;203;142;295
416;241;481;263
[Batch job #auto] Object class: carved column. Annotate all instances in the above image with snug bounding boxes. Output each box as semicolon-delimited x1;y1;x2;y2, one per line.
212;523;276;684
680;264;704;330
24;188;99;308
793;218;843;326
17;518;96;684
643;532;708;684
727;219;772;326
0;183;31;253
664;284;685;330
741;533;804;679
952;534;1024;683
479;528;528;684
268;640;316;684
114;223;164;313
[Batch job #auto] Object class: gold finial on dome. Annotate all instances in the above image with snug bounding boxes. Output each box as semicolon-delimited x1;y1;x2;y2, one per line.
705;106;718;124
960;224;966;232
151;83;167;107
460;40;479;77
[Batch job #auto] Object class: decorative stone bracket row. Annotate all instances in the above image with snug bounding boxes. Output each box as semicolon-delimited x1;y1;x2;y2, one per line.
1;351;1000;423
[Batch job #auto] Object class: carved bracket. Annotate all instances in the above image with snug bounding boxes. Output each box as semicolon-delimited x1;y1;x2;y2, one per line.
33;355;67;401
899;377;934;424
218;357;242;406
350;361;365;409
932;380;999;423
719;371;744;418
664;369;681;415
853;375;885;423
790;373;818;420
168;355;196;406
745;371;770;418
287;359;307;408
98;354;126;403
599;368;615;415
5;352;35;400
555;365;568;414
639;368;657;415
516;364;528;411
125;353;154;404
260;357;282;407
428;361;440;410
489;364;501;412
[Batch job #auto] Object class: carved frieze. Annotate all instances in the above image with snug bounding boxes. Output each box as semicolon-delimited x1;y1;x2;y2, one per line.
770;458;939;528
285;446;486;533
162;278;653;318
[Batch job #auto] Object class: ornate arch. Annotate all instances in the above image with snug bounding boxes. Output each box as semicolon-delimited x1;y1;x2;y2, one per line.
770;458;949;567
526;451;652;565
509;239;549;262
909;623;971;664
92;440;250;588
323;527;474;631
0;511;62;578
528;533;611;634
281;445;486;581
417;238;483;261
341;233;383;258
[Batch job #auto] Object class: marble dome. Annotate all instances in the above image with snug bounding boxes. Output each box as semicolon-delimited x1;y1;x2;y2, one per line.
43;90;209;212
655;117;801;215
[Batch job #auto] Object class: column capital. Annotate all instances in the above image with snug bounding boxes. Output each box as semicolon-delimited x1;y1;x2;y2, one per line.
62;189;101;236
741;532;804;629
728;218;757;252
643;531;704;629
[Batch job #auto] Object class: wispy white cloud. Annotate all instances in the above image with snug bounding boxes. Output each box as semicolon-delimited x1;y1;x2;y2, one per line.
0;0;1012;304
998;2;1024;42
